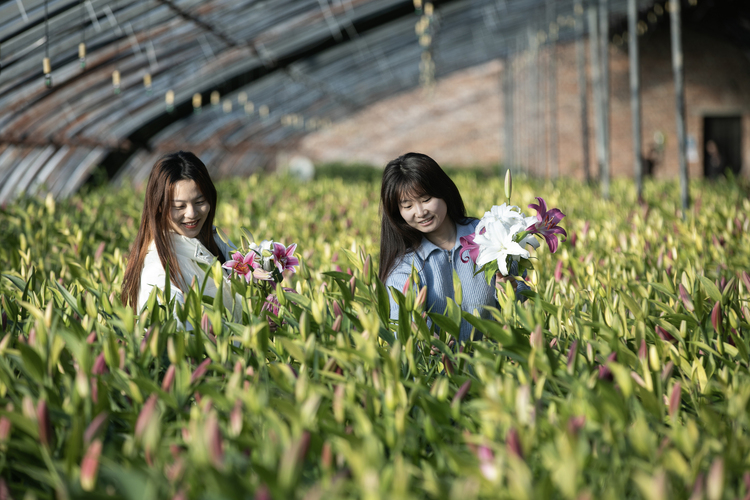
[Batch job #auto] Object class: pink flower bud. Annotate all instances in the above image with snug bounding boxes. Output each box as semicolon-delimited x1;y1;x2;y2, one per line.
529;325;543;350
255;485;271;500
80;439;102;491
569;230;577;248
190;358;212;385
452;380;471;404
205;413;224;470
321;441;333;469
37;399;51;448
201;314;211;334
567;415;585;436
349;276;356;297
135;395;158;441
661;360;674;382
655;325;676;344
566;341;578;370
119;347;126;370
678;284;694;312
84;412;109;445
0;478;9;500
331;315;342;333
140;327;152;354
707;457;724;500
711;301;722;333
668;382;681;419
554;261;563;282
162;365;176;391
92;352;107;375
741;271;750;293
363;255;371;282
28;328;36;348
598;352;617;381
230;400;243;437
0;416;11;444
638;339;647;361
402;277;411;295
332;301;343;318
86;331;97;344
416;286;428;309
506;428;523;459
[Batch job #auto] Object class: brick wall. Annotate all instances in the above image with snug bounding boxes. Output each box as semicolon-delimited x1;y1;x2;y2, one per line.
299;25;750;180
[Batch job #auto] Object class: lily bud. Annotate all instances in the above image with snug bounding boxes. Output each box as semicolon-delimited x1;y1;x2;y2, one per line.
191;358;212;385
162;365;176;391
86;331;97;344
452;380;471;405
638;339;647;361
205;413;224;470
566;340;578;372
741;271;750;293
415;286;428;310
84;412;109;445
349;276;356;297
506;427;522;459
402;277;412;295
711;301;722;333
678;284;694;312
363;255;372;285
332;301;343;318
37;399;51;448
504;169;512;201
707;457;724;500
80;439;103;491
92;352;107;375
554;260;563;282
0;416;11;449
229;400;243;437
135;395;158;441
529;325;543;350
331;315;342;332
668;382;681;419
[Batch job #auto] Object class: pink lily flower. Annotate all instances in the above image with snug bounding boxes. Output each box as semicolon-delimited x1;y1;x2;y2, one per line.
222;251;257;283
271;243;300;273
526;197;567;253
459;233;480;264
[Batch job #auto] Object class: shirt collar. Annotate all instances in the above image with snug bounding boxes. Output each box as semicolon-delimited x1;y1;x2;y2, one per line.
415;221;476;261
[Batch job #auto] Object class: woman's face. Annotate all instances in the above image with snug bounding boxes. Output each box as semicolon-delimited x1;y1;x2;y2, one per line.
398;191;450;237
169;179;210;238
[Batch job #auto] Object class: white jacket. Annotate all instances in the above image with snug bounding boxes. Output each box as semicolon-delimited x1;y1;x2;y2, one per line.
137;228;242;322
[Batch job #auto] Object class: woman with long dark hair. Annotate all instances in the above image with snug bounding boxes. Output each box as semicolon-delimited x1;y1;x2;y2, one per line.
379;152;528;342
121;151;240;319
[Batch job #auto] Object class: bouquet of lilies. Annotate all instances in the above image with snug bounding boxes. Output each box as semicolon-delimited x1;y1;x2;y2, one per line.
221;228;299;319
460;170;567;285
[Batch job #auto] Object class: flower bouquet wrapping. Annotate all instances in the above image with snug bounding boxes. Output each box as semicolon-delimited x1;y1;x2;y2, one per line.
221;228;299;322
459;171;567;287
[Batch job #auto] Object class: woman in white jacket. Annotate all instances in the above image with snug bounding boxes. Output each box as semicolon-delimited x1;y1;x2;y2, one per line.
121;151;240;320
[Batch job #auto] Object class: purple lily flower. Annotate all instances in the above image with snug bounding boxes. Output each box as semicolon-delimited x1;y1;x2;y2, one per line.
272;242;300;273
526;197;567;253
459;233;480;264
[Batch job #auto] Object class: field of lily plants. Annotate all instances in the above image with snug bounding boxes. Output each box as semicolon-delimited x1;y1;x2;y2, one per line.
1;169;749;500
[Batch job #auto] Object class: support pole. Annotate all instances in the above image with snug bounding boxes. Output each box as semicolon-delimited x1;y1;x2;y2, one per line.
588;5;605;186
670;0;690;213
503;52;515;173
599;0;610;199
575;0;592;183
548;44;559;178
628;0;644;201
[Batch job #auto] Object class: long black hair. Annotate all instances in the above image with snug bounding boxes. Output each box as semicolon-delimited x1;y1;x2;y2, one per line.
122;151;222;308
378;153;471;281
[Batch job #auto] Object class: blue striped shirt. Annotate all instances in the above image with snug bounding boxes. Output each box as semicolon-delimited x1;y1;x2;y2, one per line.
385;219;530;342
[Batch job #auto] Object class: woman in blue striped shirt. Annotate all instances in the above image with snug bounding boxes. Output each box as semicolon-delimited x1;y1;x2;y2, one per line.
378;153;529;343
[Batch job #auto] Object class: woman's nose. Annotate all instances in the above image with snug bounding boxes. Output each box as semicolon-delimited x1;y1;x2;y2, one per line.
184;204;196;218
415;203;426;216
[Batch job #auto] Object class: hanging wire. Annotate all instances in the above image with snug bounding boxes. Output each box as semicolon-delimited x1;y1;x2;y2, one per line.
43;0;51;87
79;0;87;69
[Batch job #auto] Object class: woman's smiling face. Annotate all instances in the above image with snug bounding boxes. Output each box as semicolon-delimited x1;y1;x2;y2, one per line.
398;191;449;236
169;179;210;238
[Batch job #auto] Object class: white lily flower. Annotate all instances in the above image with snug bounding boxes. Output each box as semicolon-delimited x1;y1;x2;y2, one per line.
474;219;530;275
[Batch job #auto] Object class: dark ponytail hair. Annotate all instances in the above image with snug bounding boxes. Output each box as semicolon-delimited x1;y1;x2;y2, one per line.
378;153;470;282
121;151;221;309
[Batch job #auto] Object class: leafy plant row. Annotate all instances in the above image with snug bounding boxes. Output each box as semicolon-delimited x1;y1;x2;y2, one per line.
0;174;749;499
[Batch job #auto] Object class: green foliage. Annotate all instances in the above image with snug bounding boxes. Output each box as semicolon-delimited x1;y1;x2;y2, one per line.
0;174;749;499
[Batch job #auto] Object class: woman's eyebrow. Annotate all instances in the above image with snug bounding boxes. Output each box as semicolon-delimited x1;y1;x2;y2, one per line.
173;195;205;203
